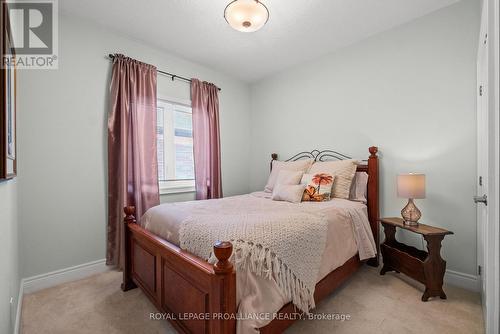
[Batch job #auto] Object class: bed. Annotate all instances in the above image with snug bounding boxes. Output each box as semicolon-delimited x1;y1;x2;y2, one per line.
121;147;380;334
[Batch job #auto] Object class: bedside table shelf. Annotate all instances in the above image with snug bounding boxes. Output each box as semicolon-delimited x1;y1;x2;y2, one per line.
381;241;427;284
379;217;453;301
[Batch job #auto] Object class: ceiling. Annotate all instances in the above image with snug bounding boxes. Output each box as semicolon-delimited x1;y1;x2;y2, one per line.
60;0;460;83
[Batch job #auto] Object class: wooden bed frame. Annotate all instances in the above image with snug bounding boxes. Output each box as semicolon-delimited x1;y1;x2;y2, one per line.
122;146;379;334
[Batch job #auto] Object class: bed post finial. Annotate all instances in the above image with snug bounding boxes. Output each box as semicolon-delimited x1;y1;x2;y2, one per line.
369;146;378;158
213;241;233;274
124;206;136;224
270;153;278;172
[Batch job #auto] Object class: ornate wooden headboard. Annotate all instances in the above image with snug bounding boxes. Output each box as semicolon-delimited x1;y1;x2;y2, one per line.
270;147;380;266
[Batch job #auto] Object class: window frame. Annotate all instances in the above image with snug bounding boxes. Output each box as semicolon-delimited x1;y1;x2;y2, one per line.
157;95;195;195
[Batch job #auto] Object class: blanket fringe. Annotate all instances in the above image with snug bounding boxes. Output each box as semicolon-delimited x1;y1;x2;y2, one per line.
208;240;316;313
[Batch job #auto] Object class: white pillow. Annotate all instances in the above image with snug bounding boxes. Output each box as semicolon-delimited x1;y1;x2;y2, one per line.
308;160;358;199
265;159;313;193
276;170;304;186
349;172;368;203
272;184;306;203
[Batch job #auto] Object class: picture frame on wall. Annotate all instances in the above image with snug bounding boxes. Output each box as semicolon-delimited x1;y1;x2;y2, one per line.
0;0;16;180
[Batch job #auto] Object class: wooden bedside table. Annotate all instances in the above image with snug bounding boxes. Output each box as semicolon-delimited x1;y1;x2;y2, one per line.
379;217;454;301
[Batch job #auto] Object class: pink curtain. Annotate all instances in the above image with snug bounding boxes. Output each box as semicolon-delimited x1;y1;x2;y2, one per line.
107;54;160;267
191;79;222;200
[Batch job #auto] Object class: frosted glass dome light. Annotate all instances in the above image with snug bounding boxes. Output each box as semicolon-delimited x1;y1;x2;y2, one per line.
224;0;269;33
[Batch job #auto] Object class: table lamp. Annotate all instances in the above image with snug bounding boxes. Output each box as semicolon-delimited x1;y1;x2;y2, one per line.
397;173;426;225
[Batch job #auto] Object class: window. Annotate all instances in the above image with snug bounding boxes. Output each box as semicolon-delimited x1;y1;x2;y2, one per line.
157;98;195;194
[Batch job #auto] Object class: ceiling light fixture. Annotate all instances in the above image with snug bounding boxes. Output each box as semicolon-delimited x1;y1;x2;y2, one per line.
224;0;269;33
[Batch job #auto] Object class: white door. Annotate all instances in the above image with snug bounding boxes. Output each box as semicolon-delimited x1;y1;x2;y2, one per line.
475;2;500;332
475;1;488;315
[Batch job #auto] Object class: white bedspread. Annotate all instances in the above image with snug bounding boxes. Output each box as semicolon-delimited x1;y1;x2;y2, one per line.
181;211;328;313
141;192;376;333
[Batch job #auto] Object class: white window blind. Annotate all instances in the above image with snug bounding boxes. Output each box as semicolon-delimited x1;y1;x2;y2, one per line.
157;98;195;194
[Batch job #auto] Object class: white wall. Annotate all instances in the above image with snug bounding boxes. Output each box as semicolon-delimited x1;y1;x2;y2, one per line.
17;13;251;278
16;0;480;281
0;180;19;334
249;0;480;275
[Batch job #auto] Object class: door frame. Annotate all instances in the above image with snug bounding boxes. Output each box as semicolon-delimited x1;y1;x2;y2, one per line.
477;2;488;308
480;1;500;333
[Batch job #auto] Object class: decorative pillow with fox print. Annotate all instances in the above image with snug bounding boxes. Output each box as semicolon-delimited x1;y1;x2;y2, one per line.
300;173;335;202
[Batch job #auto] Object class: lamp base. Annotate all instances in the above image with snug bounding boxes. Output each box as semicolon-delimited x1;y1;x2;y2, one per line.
401;198;421;225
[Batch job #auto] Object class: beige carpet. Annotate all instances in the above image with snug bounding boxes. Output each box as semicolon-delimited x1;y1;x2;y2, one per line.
21;265;484;334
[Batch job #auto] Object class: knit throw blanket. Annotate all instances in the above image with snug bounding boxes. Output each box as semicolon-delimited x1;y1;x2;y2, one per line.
179;212;328;313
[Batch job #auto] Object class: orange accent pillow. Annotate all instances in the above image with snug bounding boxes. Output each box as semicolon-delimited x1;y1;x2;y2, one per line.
301;173;335;202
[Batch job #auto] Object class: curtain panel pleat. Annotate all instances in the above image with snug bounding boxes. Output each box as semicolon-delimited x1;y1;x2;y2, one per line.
191;79;222;200
107;54;160;268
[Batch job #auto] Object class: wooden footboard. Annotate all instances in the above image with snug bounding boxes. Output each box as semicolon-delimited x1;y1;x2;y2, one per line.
122;207;236;334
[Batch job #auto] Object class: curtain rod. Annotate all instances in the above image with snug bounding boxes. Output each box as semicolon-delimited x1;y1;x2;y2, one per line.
107;54;221;92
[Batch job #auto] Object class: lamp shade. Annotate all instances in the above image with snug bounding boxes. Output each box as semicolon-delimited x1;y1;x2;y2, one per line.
397;174;426;199
224;0;269;33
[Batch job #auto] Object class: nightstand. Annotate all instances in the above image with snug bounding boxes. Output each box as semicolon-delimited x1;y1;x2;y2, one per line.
379;217;454;301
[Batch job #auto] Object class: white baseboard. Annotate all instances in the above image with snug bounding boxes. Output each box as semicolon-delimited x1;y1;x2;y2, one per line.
23;259;110;295
445;269;480;292
13;259;110;333
13;278;24;334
